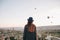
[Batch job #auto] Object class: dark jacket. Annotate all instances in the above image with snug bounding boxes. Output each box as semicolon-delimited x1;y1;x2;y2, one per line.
23;24;36;40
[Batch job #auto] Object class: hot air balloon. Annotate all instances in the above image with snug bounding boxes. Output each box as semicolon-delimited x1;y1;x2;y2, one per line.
34;8;37;10
47;16;50;19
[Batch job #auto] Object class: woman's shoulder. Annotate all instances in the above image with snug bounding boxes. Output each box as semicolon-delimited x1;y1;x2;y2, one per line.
24;24;28;28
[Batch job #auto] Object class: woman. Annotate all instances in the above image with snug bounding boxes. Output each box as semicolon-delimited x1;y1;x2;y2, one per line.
23;17;37;40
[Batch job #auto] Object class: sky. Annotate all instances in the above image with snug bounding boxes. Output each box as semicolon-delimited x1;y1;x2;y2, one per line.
0;0;60;27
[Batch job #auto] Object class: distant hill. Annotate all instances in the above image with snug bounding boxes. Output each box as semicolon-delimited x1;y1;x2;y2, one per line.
0;25;60;32
37;25;60;32
0;27;24;32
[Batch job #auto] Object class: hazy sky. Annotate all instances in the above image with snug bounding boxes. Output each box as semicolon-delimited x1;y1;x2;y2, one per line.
0;0;60;27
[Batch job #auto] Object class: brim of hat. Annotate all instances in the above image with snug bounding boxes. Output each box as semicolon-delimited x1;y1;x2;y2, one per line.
28;19;34;22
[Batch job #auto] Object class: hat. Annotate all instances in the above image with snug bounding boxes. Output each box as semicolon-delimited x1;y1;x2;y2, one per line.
28;17;34;22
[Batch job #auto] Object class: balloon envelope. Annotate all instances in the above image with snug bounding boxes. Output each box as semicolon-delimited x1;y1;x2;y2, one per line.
47;16;50;19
